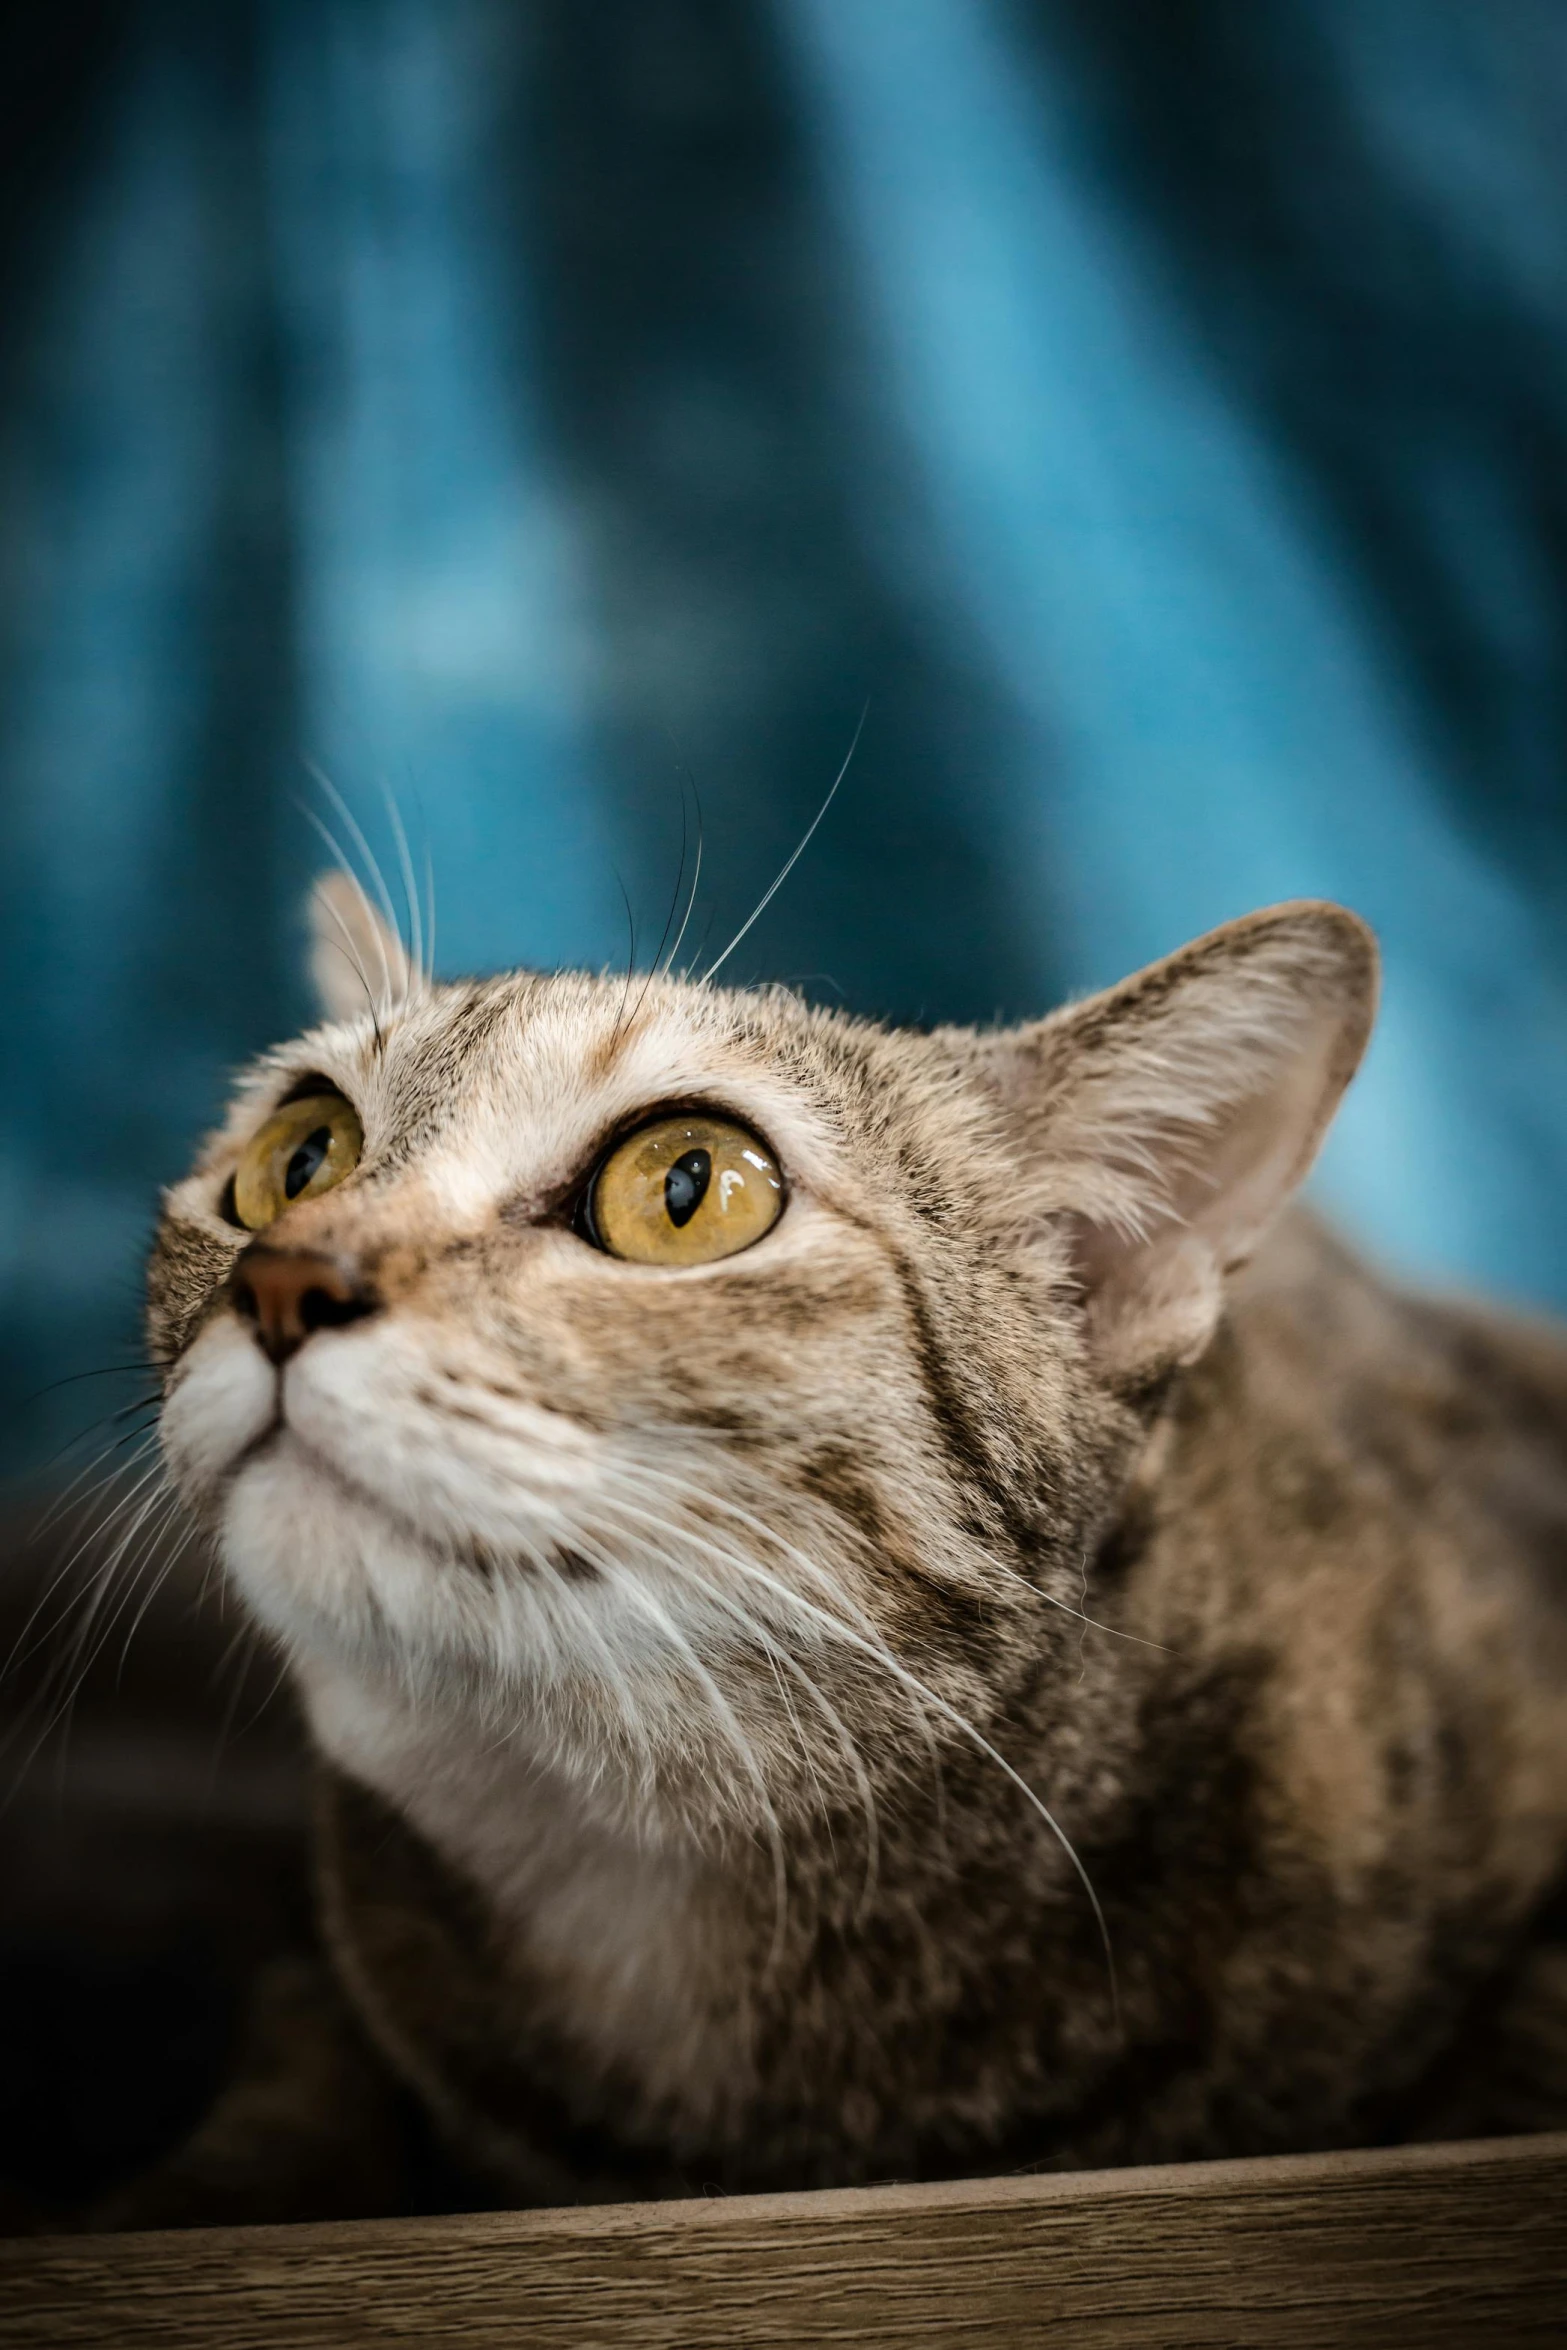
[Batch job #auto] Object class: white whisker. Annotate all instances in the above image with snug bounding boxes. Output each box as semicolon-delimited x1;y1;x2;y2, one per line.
663;805;704;979
378;778;424;993
303;808;395;1017
2;1433;162;1689
611;1457;949;1826
575;1539;791;1977
306;765;405;968
702;703;867;984
595;1500;882;1919
597;1481;1119;2024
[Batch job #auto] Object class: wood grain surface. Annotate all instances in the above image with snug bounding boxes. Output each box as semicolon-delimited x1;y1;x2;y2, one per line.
2;2133;1563;2349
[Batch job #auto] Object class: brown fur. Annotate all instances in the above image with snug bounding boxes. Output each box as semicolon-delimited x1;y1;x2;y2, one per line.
121;894;1567;2223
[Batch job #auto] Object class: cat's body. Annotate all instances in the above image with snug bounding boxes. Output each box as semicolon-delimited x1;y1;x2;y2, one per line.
126;894;1567;2223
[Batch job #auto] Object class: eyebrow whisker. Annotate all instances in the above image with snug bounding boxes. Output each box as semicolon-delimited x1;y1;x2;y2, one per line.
703;701;867;985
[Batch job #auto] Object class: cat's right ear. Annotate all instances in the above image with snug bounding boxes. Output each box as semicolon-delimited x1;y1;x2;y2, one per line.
961;902;1378;1391
308;873;422;1023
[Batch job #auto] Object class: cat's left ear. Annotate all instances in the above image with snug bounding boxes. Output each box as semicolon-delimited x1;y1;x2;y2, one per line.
307;873;424;1022
962;902;1378;1388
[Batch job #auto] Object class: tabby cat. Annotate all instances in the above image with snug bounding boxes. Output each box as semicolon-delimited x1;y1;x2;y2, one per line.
118;886;1567;2224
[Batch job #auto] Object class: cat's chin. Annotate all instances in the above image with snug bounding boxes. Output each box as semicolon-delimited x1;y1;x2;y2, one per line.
164;1315;829;1742
213;1423;706;1708
162;1314;616;1671
216;1431;480;1672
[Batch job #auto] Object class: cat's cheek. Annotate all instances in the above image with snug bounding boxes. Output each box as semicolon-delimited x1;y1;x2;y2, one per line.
160;1321;277;1501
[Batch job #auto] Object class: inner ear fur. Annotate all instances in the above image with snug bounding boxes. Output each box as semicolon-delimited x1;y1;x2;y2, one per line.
308;873;423;1025
967;902;1379;1386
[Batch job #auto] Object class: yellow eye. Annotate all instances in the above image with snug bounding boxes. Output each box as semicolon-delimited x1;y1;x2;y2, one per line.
587;1114;784;1267
232;1093;364;1231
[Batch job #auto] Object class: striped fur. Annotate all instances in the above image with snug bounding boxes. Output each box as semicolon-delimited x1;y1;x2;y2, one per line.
131;896;1567;2220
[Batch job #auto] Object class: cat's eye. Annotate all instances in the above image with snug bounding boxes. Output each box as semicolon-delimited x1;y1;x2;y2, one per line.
231;1093;364;1231
585;1114;784;1267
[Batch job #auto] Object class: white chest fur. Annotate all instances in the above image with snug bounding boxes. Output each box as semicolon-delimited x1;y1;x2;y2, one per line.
300;1666;750;2124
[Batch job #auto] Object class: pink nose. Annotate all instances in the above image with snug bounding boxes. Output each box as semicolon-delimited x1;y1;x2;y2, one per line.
229;1246;379;1366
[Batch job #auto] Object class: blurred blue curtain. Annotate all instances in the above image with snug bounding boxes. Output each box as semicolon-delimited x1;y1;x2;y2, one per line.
782;0;1567;1311
3;0;1567;1470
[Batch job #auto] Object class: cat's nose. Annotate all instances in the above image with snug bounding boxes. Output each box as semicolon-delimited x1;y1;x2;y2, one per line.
229;1245;381;1366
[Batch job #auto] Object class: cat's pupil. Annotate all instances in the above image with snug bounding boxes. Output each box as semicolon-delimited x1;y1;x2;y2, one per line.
664;1148;712;1229
284;1127;332;1200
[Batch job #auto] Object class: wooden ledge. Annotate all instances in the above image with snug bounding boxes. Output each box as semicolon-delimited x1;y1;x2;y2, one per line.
3;2132;1564;2348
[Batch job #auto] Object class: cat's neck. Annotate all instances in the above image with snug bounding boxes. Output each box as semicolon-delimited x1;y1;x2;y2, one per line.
299;1661;753;2119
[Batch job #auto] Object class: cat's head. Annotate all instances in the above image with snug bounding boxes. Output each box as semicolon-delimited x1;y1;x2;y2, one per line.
152;885;1375;1832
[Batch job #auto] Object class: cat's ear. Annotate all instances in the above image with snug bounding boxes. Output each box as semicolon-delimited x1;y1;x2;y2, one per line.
968;903;1378;1388
307;873;423;1023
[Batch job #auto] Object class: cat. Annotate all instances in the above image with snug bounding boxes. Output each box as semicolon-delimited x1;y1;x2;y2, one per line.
112;882;1567;2225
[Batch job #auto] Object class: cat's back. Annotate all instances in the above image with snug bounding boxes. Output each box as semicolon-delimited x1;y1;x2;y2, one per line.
1150;1210;1567;1931
1228;1209;1567;1635
1068;1211;1567;2154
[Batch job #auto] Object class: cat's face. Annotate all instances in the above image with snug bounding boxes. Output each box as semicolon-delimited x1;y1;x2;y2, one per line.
151;886;1374;1833
153;949;1085;1812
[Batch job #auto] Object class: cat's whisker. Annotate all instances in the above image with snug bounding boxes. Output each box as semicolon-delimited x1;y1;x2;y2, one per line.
592;1480;1117;2024
575;1542;792;1979
39;1504;195;1788
731;1552;1118;2022
689;1574;881;1923
112;1509;202;1692
16;1358;162;1415
725;1551;1120;2028
967;1536;1172;1656
760;1644;836;1868
662;785;703;980
539;1550;696;1809
701;702;866;985
201;1618;288;1803
303;810;393;1036
623;792;688;1036
479;1527;655;1795
8;1473;180;1787
609;1457;950;1835
378;779;424;997
30;1402;163;1536
2;1436;166;1692
607;874;639;1050
640;1440;1165;1658
305;764;410;1011
594;1502;883;1920
50;1473;181;1707
592;1475;906;1861
640;1444;1155;1871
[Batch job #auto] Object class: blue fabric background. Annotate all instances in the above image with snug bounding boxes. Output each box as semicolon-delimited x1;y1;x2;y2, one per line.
4;1;1567;1472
